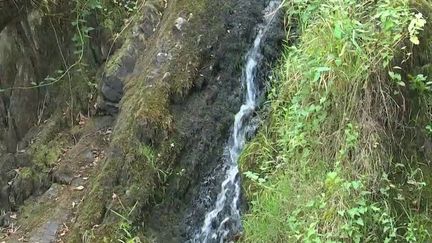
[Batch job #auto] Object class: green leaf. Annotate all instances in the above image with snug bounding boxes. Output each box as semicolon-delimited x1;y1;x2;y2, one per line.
410;35;420;45
356;218;364;226
388;71;401;81
334;22;343;39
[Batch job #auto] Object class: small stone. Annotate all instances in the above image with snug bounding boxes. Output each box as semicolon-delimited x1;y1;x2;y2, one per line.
156;52;171;64
175;17;187;31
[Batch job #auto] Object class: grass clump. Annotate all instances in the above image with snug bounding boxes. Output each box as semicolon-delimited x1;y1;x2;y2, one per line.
241;0;432;242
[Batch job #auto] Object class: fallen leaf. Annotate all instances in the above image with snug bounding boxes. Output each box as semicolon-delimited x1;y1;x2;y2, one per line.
73;186;84;191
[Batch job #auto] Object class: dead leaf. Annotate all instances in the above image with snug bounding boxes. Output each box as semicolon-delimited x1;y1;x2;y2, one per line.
73;186;84;191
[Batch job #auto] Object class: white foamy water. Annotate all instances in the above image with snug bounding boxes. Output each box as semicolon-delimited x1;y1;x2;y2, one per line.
193;1;281;242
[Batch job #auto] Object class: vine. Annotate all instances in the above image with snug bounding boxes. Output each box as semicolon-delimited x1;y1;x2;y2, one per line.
0;0;139;93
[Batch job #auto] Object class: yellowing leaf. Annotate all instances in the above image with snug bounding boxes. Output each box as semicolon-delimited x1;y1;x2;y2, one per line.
410;35;420;45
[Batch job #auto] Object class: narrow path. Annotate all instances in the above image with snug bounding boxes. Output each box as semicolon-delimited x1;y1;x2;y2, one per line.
0;117;113;243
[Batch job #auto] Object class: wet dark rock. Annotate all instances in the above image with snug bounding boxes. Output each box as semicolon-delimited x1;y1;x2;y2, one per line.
98;2;163;115
51;168;75;185
14;152;32;168
0;154;16;211
101;75;124;103
97;46;137;115
0;212;11;227
133;0;285;242
97;99;120;115
0;0;33;32
9;168;50;209
0;185;10;212
0;153;15;172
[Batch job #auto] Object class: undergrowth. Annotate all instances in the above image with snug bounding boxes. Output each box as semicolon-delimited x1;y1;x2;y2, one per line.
241;0;432;242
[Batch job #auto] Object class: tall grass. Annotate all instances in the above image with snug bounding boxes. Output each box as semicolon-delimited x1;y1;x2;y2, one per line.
241;0;432;241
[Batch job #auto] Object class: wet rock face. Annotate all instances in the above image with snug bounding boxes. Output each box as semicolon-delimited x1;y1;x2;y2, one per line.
97;3;163;115
136;0;285;241
61;0;285;240
0;9;69;213
0;8;75;152
0;0;33;32
0;154;15;211
180;2;285;241
0;24;38;153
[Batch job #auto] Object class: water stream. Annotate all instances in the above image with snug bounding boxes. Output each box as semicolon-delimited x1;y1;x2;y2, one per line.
193;1;281;242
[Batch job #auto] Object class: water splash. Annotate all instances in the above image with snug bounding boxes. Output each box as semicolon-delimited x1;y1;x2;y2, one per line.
193;1;281;242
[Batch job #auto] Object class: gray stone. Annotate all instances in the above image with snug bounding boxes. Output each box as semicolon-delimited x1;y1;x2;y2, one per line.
175;17;187;31
101;75;124;103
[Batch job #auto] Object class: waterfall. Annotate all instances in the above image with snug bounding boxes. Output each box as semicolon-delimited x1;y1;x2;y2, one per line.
192;1;281;242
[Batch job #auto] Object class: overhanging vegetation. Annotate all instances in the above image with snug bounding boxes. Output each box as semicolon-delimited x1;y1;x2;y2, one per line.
241;0;432;241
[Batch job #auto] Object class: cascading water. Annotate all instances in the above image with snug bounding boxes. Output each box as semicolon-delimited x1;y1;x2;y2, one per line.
192;1;281;242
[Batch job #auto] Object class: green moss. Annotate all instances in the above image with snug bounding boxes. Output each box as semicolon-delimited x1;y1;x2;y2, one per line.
15;184;58;231
19;167;34;179
104;37;133;76
32;134;68;169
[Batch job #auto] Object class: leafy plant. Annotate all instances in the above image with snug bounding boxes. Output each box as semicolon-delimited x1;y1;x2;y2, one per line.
110;198;142;242
408;12;427;45
241;0;432;242
409;74;431;92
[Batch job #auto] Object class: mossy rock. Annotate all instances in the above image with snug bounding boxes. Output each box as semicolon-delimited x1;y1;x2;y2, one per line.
31;133;69;170
9;167;50;209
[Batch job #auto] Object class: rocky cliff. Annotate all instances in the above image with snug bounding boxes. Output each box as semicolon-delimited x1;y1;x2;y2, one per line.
0;0;283;242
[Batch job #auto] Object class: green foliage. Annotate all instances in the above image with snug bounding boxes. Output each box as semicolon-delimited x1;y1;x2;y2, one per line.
110;200;142;243
111;0;139;13
241;0;432;242
408;12;426;45
409;74;431;92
